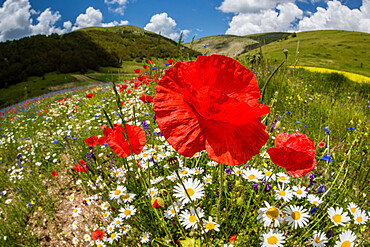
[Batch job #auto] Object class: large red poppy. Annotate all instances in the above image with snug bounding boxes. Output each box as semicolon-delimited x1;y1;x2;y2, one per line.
107;124;146;157
92;229;105;241
154;55;270;165
267;132;316;178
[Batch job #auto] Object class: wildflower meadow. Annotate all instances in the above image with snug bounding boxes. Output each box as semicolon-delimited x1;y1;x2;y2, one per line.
0;54;369;247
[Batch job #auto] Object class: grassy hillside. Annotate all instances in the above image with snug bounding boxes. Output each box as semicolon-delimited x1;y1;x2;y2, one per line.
185;32;288;57
240;30;370;77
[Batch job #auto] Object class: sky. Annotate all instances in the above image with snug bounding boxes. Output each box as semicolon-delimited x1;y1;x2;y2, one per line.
0;0;369;43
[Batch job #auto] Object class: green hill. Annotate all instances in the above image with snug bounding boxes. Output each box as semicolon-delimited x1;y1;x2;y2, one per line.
185;32;288;57
0;25;200;89
239;30;370;77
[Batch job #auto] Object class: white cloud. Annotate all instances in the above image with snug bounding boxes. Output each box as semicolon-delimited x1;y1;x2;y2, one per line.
0;0;69;42
218;0;295;13
298;0;370;32
72;7;129;31
104;0;128;15
63;21;72;31
226;2;303;35
144;12;185;40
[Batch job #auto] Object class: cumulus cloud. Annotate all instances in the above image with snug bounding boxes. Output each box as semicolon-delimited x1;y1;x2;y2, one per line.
144;12;187;40
226;2;303;35
104;0;128;15
298;0;370;32
72;7;129;31
218;0;294;13
0;0;70;42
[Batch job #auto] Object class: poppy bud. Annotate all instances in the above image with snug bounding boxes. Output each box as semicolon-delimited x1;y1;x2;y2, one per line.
151;197;164;209
167;157;179;171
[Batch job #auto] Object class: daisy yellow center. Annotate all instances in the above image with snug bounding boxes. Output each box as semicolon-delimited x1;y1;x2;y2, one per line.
205;222;215;230
357;216;363;223
206;178;211;182
189;215;197;223
266;171;272;177
116;220;120;224
333;214;341;223
248;174;256;180
103;212;108;217
315;237;321;243
267;236;278;245
195;170;199;173
70;196;73;199
185;188;195;196
114;190;121;195
171;208;176;213
236;170;241;175
292;211;301;220
341;240;351;247
279;190;286;196
97;245;102;247
181;170;188;175
150;191;155;195
124;209;131;216
296;189;302;195
266;208;279;219
73;209;78;213
104;205;107;208
122;226;126;231
281;176;286;181
111;233;116;239
313;201;319;205
122;194;129;199
143;235;147;239
351;208;356;213
143;154;147;157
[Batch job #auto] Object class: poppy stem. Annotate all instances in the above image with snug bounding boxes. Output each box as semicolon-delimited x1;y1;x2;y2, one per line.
216;164;224;222
260;59;285;103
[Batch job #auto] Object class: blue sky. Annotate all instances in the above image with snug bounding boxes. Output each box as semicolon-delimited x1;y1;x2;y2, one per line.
0;0;368;42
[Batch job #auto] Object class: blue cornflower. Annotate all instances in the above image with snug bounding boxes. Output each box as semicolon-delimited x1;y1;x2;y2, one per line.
53;139;58;144
309;207;317;214
348;127;355;130
321;154;333;162
324;126;330;134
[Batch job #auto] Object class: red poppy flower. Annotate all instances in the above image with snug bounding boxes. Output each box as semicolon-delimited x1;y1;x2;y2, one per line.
154;55;270;165
134;68;141;73
84;136;99;147
147;60;153;65
143;64;149;70
74;164;86;173
86;93;94;98
140;93;153;103
167;59;174;65
267;132;316;178
98;128;113;145
229;235;237;242
92;229;105;241
107;124;146;158
51;170;57;177
318;140;326;148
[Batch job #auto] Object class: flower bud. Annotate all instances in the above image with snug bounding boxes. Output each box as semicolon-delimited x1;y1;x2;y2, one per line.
151;197;165;209
167;157;179;171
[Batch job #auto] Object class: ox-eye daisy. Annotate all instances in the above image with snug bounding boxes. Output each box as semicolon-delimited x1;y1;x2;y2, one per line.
347;202;359;215
72;207;81;217
119;205;137;219
309;230;328;247
307;194;324;207
274;184;294;202
353;210;368;225
173;178;204;205
263;168;276;181
327;207;351;226
147;187;158;198
203;174;212;184
112;217;123;226
179;207;204;229
202;216;220;232
141;232;150;243
109;185;126;200
283;205;310;229
334;229;356;247
72;237;79;245
243;168;263;182
276;172;290;184
260;229;286;247
107;231;122;244
292;186;308;199
121;224;131;235
257;201;283;227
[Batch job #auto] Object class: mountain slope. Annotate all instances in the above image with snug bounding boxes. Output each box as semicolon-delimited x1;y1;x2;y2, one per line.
239;30;370;77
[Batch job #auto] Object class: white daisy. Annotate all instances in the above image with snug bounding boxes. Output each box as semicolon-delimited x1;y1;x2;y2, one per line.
119;205;137;219
257;201;283;228
353;209;368;225
118;192;136;204
107;232;122;244
106;224;115;234
276;172;290;184
203;174;212;184
72;237;79;245
263;168;276;181
165;205;179;219
141;232;150;243
102;211;111;219
334;229;356;247
121;224;131;235
347;202;359;215
151;176;164;184
71;221;78;230
274;184;294;202
166;173;177;182
202;216;220;232
95;240;106;247
309;230;328;247
179;207;204;229
147;187;158;198
192;167;204;175
178;168;191;178
100;201;109;211
233;166;244;176
207;161;218;167
5;199;12;204
72;207;81;217
307;194;324;207
69;193;75;201
83;234;91;242
292;186;308;199
283;205;310;229
109;185;126;200
260;229;286;247
173;178;204;205
112;217;123;227
327;207;351;226
242;168;263;182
